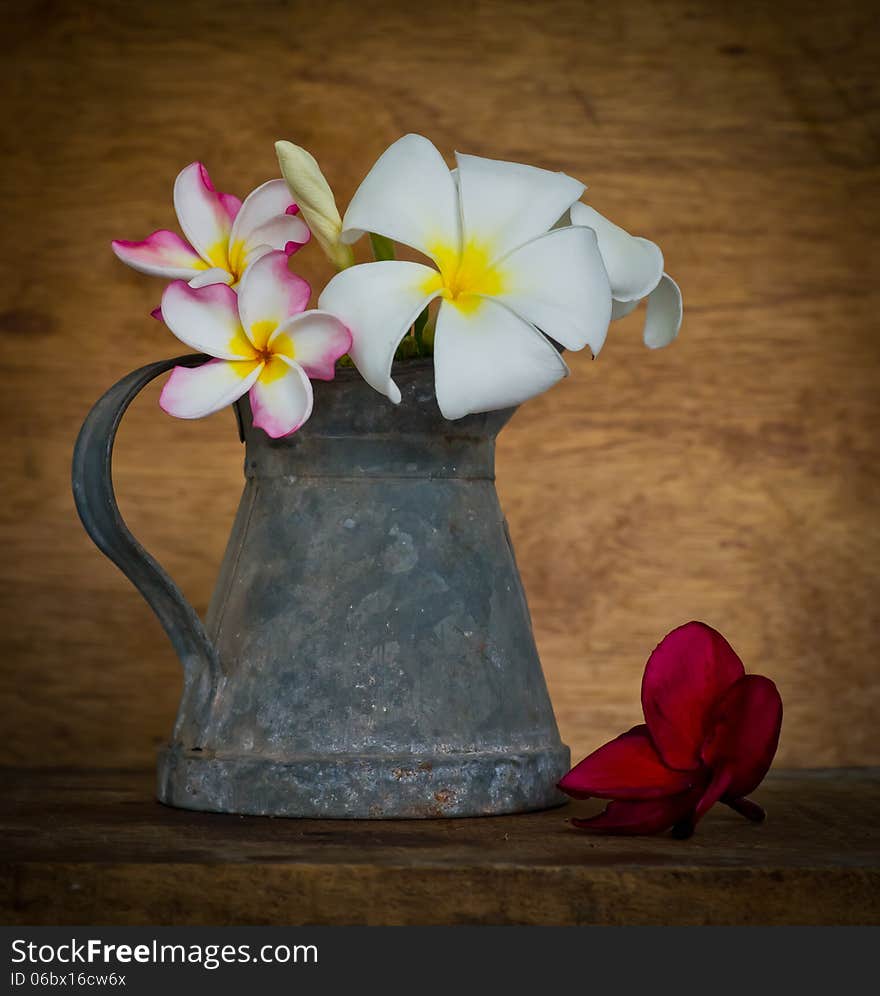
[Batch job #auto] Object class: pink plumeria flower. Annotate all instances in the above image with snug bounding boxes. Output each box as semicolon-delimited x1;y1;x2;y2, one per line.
159;251;351;438
111;162;310;297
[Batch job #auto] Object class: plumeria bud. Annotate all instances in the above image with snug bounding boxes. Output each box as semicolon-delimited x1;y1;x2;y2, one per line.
275;141;354;270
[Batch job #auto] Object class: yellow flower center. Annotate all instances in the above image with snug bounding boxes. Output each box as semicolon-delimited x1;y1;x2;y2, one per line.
228;318;297;384
423;240;506;314
204;238;247;282
226;239;248;282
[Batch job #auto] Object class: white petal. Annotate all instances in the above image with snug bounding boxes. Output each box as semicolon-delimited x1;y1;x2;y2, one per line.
611;298;639;320
433;298;569;420
236;250;311;348
340;134;460;260
569;202;664;302
643;273;682;349
160;281;256;360
269;310;352;381
228;179;296;248
318;260;440;403
455;152;585;262
250;357;314;438
188;266;234;288
173;163;237;269
493;226;611;354
159;359;262;419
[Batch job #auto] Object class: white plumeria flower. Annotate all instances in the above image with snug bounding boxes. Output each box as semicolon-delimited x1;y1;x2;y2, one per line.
159;251;351;438
569;202;682;349
112;162;310;295
318;134;612;420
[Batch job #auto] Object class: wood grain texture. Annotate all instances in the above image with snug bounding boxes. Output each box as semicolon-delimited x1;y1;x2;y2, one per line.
2;768;878;925
1;0;878;769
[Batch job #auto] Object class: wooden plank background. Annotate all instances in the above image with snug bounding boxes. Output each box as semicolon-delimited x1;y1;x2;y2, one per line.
1;0;877;770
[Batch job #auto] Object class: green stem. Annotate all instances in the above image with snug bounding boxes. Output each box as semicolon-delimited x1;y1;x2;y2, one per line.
413;307;429;356
369;233;395;261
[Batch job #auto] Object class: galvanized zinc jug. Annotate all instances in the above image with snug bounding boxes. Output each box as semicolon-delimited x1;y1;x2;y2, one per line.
73;356;569;818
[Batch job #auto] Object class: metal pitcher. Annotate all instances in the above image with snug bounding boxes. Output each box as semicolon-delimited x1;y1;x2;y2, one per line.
72;356;569;818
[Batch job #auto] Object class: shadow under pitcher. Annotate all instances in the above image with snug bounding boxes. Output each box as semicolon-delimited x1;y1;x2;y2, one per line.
72;357;569;818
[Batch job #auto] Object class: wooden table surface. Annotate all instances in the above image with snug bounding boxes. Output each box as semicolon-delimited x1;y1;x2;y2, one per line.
2;768;878;925
1;3;878;777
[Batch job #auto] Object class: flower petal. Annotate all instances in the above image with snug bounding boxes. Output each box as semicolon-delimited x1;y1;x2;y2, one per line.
173;163;236;269
227;179;311;275
641;621;746;772
571;788;702;836
611;298;639;321
228;178;296;249
249;356;314;438
159;358;262;420
725;796;766;822
456;152;584;263
492;226;611;354
237;250;311;349
643;273;682;349
239;213;311;269
111;230;206;279
160;281;257;360
569;202;664;302
558;725;696;801
269;310;352;381
433;298;569;420
188;266;234;289
340;134;460;260
701;674;783;801
318;260;440;403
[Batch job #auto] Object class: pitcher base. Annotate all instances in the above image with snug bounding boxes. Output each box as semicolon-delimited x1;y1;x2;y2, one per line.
157;743;570;818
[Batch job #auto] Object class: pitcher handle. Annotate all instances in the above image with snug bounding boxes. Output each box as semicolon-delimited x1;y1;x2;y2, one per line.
72;353;221;744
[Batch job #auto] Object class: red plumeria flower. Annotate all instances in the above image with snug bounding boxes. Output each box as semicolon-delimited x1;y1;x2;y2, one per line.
558;621;783;837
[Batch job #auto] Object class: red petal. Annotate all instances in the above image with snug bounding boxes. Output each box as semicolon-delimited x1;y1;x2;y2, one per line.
701;674;783;799
558;725;696;800
571;787;703;835
641;621;745;771
725;796;766;822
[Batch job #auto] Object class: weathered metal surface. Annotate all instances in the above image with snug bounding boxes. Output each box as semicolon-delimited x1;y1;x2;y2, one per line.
73;358;569;818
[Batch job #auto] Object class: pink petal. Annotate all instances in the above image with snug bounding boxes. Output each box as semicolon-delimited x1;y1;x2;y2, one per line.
249;357;314;438
160;358;262;420
701;674;783;801
237;250;311;348
269;310;352;381
228;178;296;251
571;786;703;836
232;216;311;277
251;213;310;254
150;306;163;321
160;281;256;360
218;192;242;223
558;725;696;801
111;230;205;279
173;163;236;270
641;621;745;771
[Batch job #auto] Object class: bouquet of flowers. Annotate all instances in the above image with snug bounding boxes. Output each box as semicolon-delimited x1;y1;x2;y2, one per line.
112;134;682;435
